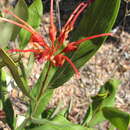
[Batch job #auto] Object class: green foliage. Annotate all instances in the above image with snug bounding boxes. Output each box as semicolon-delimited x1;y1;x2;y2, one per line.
19;0;43;48
0;49;32;99
82;79;121;127
31;62;57;98
49;0;121;89
0;21;14;48
10;0;28;40
102;107;130;130
0;70;16;129
29;114;88;130
0;0;28;48
30;62;57;118
3;98;15;129
0;0;42;48
0;57;5;69
31;89;53;118
0;70;6;99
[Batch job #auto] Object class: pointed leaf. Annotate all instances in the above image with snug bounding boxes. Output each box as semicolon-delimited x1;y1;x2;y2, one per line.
0;70;16;129
19;0;43;48
31;62;57;97
32;89;53;118
84;79;121;127
10;0;28;40
31;62;57;118
0;0;28;48
0;22;14;48
3;98;15;129
0;60;5;69
102;107;130;130
0;48;33;99
29;115;88;130
0;69;6;93
26;53;35;78
82;105;93;126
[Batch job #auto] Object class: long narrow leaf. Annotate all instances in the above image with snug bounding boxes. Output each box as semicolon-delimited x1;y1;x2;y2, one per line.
31;63;57;118
102;107;130;130
0;69;16;129
0;48;33;99
29;115;89;130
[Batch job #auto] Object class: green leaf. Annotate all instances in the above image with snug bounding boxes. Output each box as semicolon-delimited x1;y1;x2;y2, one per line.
84;79;121;127
50;101;65;119
0;69;6;100
0;0;28;48
31;62;57;118
49;0;121;88
0;22;14;48
3;98;15;129
0;60;5;69
26;53;35;78
0;54;19;69
30;63;50;97
0;69;16;129
31;62;57;97
31;89;53;118
82;105;93;126
11;0;28;40
19;0;43;48
29;115;88;130
18;60;28;86
102;107;130;130
0;69;7;109
27;0;43;28
0;48;33;99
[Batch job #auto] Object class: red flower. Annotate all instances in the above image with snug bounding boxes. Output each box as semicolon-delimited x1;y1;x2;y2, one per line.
0;0;111;77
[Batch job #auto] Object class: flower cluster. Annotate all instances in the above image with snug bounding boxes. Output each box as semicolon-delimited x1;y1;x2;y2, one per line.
0;0;111;77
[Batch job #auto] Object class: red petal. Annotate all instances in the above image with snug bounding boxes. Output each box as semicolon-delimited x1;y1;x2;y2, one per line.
53;54;65;66
8;49;40;53
49;0;57;45
62;42;77;53
30;34;49;49
57;2;89;49
69;33;112;46
62;55;80;78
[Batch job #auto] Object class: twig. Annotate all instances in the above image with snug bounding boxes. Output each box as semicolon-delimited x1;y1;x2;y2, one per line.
55;0;61;31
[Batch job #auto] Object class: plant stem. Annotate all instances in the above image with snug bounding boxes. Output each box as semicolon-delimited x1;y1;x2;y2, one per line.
31;62;52;116
37;62;52;100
